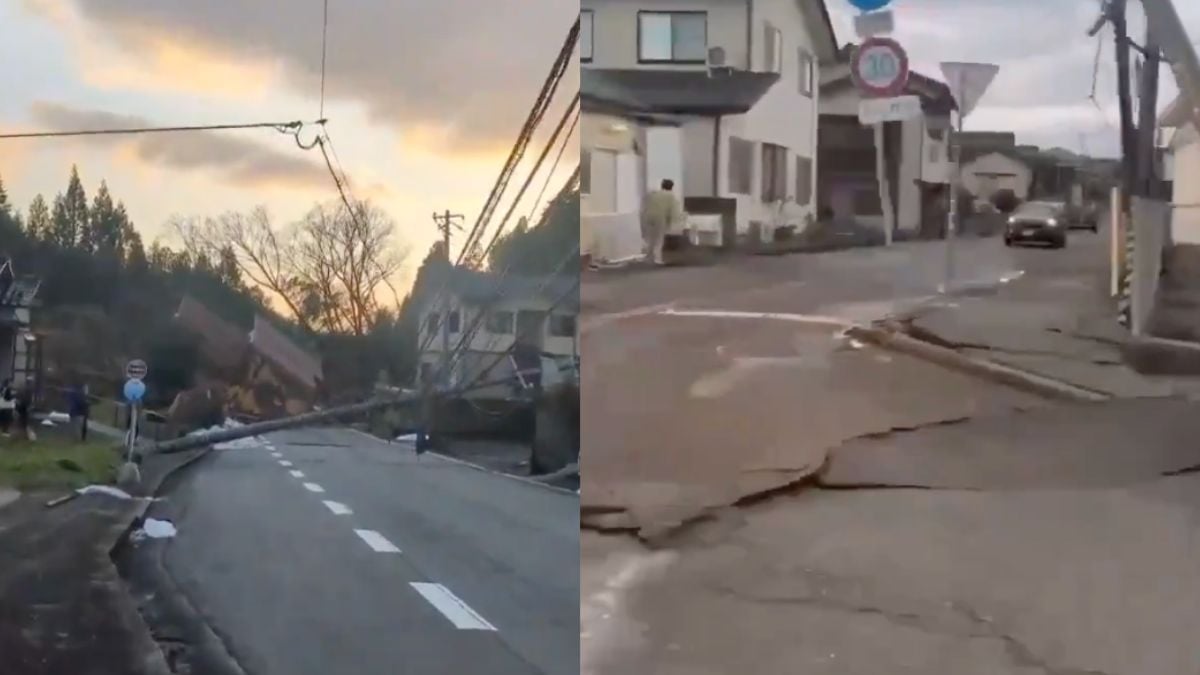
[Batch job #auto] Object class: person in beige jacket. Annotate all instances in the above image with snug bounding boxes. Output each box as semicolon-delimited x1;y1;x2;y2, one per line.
640;179;685;265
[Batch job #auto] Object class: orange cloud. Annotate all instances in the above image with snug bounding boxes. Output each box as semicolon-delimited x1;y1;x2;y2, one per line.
83;36;277;100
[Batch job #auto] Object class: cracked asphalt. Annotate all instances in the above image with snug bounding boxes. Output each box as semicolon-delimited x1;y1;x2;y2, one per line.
582;228;1200;674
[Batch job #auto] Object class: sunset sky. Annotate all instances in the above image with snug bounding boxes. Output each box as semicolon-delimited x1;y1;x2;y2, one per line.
0;0;580;288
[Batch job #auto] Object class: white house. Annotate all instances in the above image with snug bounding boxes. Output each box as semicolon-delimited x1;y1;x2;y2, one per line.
418;266;578;399
1160;95;1200;244
817;60;955;236
960;150;1034;202
580;0;839;252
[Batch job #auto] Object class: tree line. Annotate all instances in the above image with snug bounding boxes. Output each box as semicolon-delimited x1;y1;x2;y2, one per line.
0;166;579;410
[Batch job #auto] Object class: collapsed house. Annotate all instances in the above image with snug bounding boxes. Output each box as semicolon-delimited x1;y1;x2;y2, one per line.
170;296;323;424
0;258;42;391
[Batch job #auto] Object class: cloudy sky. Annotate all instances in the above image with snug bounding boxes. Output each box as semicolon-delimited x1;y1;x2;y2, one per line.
827;0;1199;158
0;0;579;286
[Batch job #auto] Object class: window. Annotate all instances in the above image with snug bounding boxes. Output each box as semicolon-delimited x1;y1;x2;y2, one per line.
581;10;594;62
447;310;461;334
761;143;788;203
798;49;814;97
581;148;592;194
764;23;782;73
638;11;707;63
548;314;578;338
425;312;440;335
486;310;515;335
795;156;813;206
728;137;754;195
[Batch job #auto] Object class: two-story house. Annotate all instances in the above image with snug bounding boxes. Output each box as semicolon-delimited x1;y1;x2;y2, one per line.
580;0;839;257
0;258;42;391
418;267;579;400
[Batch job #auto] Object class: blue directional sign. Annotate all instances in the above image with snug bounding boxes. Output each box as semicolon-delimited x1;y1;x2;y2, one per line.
123;378;146;403
848;0;891;10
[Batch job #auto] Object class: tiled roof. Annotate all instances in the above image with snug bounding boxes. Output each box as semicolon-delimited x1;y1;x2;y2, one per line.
174;296;249;372
249;315;323;390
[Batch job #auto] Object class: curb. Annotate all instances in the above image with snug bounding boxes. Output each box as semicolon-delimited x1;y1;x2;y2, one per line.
847;323;1112;402
102;446;214;675
344;428;580;497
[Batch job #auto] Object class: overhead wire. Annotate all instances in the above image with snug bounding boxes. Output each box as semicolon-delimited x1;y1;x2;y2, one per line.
412;19;580;363
320;0;330;119
0;120;315;140
456;17;580;267
526;105;580;224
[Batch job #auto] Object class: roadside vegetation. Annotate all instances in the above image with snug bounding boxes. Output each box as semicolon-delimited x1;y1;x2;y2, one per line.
0;433;118;490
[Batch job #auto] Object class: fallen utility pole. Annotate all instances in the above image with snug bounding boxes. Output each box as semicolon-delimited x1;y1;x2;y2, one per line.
146;372;532;457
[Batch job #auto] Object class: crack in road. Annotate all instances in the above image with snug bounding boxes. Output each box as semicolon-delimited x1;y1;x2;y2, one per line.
709;578;1113;675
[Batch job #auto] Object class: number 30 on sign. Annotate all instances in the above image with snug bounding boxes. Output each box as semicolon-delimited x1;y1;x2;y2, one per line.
851;37;909;98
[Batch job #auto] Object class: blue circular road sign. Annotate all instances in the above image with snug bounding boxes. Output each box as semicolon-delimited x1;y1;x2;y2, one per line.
847;0;891;10
123;378;146;403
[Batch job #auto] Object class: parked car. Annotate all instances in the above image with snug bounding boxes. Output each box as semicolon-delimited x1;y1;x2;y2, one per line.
1004;201;1067;248
1067;202;1101;232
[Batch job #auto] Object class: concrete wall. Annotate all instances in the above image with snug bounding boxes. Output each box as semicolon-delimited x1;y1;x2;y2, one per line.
962;152;1033;201
682;117;716;196
922;125;951;184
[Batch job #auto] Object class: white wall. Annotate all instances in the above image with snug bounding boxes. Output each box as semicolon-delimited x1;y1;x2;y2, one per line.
582;0;749;69
897;117;923;232
420;296;578;360
728;0;820;237
1170;134;1200;244
922;123;951;184
682;118;716;196
961;152;1032;200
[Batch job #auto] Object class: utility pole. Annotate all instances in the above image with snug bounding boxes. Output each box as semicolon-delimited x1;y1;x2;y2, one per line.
1112;0;1137;214
1136;22;1162;199
431;210;464;389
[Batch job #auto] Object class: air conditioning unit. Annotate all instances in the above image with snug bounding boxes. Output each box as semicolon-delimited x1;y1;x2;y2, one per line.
707;47;733;77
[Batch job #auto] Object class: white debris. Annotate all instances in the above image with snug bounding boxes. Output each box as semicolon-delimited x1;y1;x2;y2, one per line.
47;411;71;424
848;338;865;350
394;433;418;444
77;485;135;500
131;518;177;542
40;419;56;427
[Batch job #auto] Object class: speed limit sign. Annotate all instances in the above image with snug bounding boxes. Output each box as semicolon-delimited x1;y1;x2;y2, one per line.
851;37;909;98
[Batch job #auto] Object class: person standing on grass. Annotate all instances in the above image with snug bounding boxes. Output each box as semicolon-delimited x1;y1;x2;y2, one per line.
67;382;90;442
641;179;685;266
14;381;33;442
0;379;13;439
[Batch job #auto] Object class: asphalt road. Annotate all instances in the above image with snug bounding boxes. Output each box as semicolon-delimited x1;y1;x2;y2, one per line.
143;427;578;675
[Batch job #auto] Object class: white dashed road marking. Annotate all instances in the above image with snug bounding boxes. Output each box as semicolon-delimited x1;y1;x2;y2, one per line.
303;482;325;493
279;460;293;467
355;529;401;553
411;582;496;630
270;452;282;458
290;470;305;479
323;500;353;515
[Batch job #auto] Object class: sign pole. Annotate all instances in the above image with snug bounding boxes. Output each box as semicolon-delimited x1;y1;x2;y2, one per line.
944;72;965;293
873;122;894;246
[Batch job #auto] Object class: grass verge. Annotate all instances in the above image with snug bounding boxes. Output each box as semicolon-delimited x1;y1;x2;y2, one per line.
0;434;120;490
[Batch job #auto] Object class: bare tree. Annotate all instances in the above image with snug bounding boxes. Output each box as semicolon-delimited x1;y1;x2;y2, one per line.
175;200;408;336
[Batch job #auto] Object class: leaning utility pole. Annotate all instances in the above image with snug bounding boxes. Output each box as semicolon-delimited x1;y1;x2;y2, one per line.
1135;25;1162;199
1141;0;1200;135
1113;0;1138;214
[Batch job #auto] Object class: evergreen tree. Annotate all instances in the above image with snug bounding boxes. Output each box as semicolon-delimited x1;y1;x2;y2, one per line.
50;166;88;248
87;180;122;256
26;194;50;241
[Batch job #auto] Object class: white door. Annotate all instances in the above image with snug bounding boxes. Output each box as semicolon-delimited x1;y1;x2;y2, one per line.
591;150;618;213
615;152;640;215
645;126;684;193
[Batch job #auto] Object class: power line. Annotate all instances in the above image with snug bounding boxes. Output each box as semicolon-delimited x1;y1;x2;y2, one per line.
477;94;579;267
527;105;580;223
320;0;330;119
0;120;311;140
456;17;580;267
